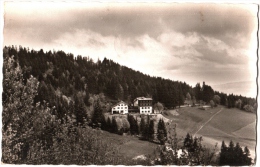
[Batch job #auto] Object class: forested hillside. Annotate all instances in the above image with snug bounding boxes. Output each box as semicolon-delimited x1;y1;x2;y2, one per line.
4;46;194;108
4;45;256;113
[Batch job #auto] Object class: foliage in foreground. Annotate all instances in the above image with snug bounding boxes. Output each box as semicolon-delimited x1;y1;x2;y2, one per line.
153;124;218;166
152;125;253;166
2;56;128;165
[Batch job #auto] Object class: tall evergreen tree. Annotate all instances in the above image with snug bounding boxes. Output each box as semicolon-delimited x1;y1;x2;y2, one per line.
148;120;155;141
140;117;149;140
74;96;87;126
219;141;228;165
100;113;107;130
183;133;193;151
92;100;103;126
219;140;252;166
111;117;118;133
106;117;112;132
157;119;167;144
128;115;138;135
234;142;244;165
243;146;252;165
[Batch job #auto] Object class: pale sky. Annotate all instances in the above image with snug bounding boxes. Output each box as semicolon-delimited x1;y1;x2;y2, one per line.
3;1;258;97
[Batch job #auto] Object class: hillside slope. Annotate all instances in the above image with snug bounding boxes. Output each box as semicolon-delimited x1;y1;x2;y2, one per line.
164;106;256;156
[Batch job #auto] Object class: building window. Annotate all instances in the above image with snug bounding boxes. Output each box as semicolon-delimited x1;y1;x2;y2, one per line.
125;107;127;109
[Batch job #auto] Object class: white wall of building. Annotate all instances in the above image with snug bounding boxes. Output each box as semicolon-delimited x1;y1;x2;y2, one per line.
111;102;128;114
139;106;153;114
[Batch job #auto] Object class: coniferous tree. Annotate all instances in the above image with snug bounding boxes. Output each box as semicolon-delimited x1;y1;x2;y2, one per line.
234;142;244;165
219;140;252;166
128;115;138;135
100;113;107;130
148;120;155;141
74;96;87;126
178;84;184;107
183;133;193;151
106;117;112;132
143;123;149;140
243;146;252;165
157;119;167;144
92;100;103;127
140;117;149;140
140;117;146;136
194;83;202;101
219;141;228;165
111;117;118;133
227;140;235;164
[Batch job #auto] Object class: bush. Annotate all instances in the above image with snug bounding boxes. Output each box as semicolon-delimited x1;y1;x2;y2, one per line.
243;104;255;113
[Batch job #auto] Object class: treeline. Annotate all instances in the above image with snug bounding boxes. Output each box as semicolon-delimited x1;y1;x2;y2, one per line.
193;82;256;112
4;45;194;109
219;140;252;166
5;46;256;113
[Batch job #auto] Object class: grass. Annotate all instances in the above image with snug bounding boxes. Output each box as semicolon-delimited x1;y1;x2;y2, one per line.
207;108;256;134
163;107;219;137
163;105;256;158
233;121;256;139
98;129;158;159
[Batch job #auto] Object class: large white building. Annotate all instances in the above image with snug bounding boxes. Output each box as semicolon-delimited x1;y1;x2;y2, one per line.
133;97;153;114
111;101;128;114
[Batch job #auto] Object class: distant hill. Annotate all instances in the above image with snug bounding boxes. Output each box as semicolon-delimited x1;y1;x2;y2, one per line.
212;81;256;98
3;46;194;109
3;45;256;113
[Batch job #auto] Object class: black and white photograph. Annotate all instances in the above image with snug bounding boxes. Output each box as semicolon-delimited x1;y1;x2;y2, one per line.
1;0;258;166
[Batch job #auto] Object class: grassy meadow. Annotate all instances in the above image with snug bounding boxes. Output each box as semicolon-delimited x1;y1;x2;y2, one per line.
163;105;256;157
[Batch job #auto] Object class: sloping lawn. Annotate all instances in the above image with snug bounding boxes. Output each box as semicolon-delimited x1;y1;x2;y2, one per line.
205;108;256;135
164;106;221;137
98;130;158;159
162;105;256;159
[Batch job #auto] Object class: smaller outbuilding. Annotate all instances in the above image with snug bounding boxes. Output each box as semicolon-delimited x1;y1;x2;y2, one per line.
111;101;128;114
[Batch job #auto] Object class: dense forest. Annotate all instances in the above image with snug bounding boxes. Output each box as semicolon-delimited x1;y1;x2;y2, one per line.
2;45;256;165
4;45;257;112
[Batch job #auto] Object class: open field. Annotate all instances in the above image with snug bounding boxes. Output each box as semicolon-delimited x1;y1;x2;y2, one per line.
163;106;256;157
97;130;158;159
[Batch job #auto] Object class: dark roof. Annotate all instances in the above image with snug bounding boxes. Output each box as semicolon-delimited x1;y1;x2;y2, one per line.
112;101;128;108
134;97;153;101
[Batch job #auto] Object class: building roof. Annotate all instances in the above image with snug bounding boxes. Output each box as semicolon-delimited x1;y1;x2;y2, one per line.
112;101;128;108
134;97;153;101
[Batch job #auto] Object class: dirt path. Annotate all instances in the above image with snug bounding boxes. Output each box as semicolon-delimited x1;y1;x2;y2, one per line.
194;108;223;136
